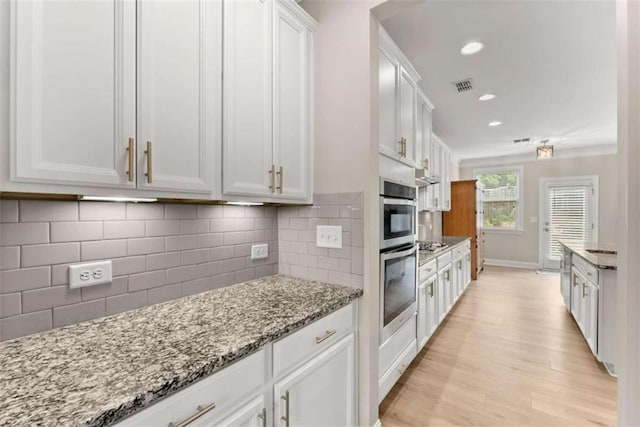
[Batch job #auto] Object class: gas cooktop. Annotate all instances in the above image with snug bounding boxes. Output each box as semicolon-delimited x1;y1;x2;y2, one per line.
418;241;449;252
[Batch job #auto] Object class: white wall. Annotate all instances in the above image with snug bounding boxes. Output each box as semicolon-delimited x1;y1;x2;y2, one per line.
616;0;640;423
460;154;618;266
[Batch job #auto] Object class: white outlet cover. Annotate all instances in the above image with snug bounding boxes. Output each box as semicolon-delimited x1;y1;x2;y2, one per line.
69;260;112;289
251;244;269;260
316;225;342;249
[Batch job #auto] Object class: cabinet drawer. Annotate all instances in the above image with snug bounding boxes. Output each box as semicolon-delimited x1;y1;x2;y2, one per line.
453;245;464;259
379;313;416;376
419;259;437;282
463;240;471;250
273;302;354;378
573;255;599;285
378;338;417;403
116;349;265;426
437;251;452;269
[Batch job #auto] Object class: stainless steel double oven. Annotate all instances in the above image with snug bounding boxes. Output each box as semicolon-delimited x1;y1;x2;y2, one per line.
379;178;418;344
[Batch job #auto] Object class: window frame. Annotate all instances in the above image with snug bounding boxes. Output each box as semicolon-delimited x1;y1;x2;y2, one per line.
474;165;525;233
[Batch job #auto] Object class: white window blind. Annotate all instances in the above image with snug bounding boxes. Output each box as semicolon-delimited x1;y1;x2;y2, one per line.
547;184;594;259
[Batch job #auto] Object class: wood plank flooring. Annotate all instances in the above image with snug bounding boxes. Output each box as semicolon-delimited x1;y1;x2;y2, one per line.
379;266;617;426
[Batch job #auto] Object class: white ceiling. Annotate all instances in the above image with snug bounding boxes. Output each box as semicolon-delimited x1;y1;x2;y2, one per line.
382;0;617;161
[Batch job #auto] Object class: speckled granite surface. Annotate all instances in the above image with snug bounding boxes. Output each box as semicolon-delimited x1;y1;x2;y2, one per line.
0;275;362;427
559;240;617;270
419;236;470;266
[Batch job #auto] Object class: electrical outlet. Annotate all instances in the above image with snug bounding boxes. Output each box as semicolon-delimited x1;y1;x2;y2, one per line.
69;260;112;289
251;244;269;260
316;225;342;248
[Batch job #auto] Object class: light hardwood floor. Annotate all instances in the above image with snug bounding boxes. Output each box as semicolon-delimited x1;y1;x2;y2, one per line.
379;266;617;426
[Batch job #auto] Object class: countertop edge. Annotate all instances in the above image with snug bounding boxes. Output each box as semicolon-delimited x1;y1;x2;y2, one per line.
85;288;363;427
559;241;617;270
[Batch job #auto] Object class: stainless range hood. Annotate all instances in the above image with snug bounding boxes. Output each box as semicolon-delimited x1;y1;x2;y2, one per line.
415;168;440;186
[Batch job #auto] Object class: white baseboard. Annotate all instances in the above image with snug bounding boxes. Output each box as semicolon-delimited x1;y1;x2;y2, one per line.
373;420;382;427
484;258;539;270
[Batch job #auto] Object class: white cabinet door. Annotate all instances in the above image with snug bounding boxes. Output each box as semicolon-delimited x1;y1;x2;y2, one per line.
274;333;356;427
437;270;447;323
426;277;438;337
210;396;267;427
419;100;433;171
417;283;428;349
137;0;220;194
399;68;417;166
418;274;438;349
585;281;599;355
11;0;135;188
223;0;274;198
442;149;451;211
453;257;463;301
378;47;401;161
273;2;312;201
464;250;472;288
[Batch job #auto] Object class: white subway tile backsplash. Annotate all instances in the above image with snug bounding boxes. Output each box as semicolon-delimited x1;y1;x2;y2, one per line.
146;252;182;271
0;200;19;223
182;277;212;296
166;235;197;251
22;243;80;268
106;291;147;316
196;205;222;219
328;270;351;287
180;219;209;235
223;232;246;246
128;270;166;292
0;310;52;341
53;299;105;328
165;204;197;220
0;247;20;270
197;233;223;248
127;237;165;256
81;239;127;261
126;203;164;220
112;256;147;276
1;223;49;246
210;246;235;261
235;268;256;283
0;293;21;318
223;205;245;218
148;284;183;305
81;276;129;301
79;202;126;221
146;220;181;237
233;218;254;231
51;221;103;243
196;261;223;278
166;265;198;285
20;201;78;222
223;258;247;273
181;248;210;265
210;218;235;233
104;221;145;239
22;285;81;313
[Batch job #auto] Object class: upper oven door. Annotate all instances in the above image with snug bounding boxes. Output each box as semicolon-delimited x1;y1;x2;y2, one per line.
380;198;417;249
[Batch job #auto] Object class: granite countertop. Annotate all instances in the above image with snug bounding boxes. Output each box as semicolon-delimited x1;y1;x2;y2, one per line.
419;236;470;266
559;240;617;270
0;275;363;427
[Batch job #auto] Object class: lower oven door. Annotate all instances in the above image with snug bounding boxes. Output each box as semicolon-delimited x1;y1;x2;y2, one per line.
380;243;418;344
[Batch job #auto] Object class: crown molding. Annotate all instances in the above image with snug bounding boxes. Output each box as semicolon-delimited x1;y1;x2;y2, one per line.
459;144;617;169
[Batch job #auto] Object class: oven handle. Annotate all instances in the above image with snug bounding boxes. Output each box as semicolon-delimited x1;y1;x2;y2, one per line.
382;198;417;206
381;244;418;261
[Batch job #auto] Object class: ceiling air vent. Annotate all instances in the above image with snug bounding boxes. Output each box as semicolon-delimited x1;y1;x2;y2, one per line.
452;78;474;93
513;138;531;144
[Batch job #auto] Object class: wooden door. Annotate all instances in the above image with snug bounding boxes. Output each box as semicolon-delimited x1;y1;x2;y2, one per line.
223;0;274;198
11;0;135;188
137;0;220;194
273;1;312;201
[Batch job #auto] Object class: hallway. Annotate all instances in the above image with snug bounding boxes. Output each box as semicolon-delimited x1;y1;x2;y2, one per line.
379;266;617;426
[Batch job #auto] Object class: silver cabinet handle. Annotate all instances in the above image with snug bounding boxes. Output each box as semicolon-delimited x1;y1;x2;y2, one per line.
268;165;276;193
398;138;404;156
428;283;434;297
145;141;153;183
276;166;283;193
315;329;337;344
257;408;267;427
168;402;216;427
281;391;290;427
435;197;439;207
398;363;408;375
126;137;134;182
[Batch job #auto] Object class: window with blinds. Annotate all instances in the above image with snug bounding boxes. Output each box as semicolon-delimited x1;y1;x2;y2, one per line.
546;184;594;259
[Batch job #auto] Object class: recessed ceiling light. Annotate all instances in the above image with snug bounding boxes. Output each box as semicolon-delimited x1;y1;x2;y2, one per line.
478;93;495;101
488;121;502;127
460;41;484;56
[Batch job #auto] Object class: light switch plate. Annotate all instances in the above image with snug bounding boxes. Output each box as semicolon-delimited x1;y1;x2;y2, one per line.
251;244;269;260
69;260;112;289
316;225;342;248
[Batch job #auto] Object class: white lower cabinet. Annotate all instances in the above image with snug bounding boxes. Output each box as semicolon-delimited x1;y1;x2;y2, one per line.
417;273;437;349
274;333;356;426
116;302;357;427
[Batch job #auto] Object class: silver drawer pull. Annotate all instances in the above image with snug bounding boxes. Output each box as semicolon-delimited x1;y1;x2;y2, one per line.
398;364;408;375
315;329;337;344
281;391;290;427
257;407;267;427
168;402;216;427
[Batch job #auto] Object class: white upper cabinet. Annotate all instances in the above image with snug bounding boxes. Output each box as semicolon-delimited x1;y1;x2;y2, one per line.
417;92;434;171
223;0;314;203
10;0;136;188
378;25;421;168
137;0;221;194
223;0;274;198
273;1;312;200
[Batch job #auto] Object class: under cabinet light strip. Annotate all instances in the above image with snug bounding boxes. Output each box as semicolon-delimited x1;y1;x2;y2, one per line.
80;196;157;203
